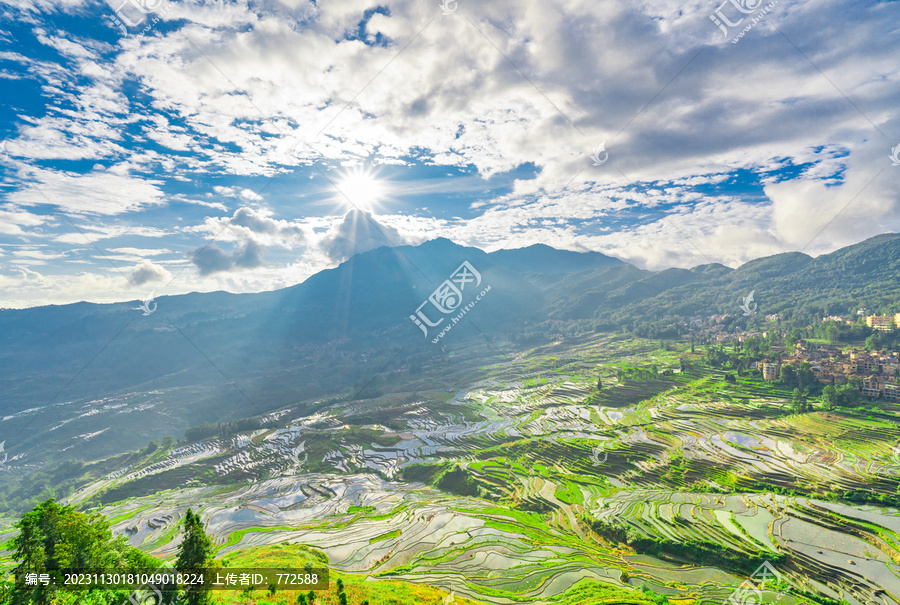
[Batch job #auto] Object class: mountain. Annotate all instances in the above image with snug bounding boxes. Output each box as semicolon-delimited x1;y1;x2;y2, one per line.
487;243;623;274
0;238;579;465
1;234;899;470
580;233;900;323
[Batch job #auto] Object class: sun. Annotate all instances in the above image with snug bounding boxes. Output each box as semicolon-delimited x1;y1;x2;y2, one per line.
334;168;386;212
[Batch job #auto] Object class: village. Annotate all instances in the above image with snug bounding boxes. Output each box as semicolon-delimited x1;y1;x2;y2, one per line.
683;312;900;401
761;340;900;401
773;313;898;401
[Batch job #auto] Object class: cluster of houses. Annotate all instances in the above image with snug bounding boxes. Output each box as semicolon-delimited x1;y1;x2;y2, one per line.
757;341;900;401
865;313;900;331
821;312;900;332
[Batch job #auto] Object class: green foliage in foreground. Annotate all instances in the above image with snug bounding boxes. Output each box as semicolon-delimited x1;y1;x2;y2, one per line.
5;499;160;605
2;499;225;605
175;508;217;605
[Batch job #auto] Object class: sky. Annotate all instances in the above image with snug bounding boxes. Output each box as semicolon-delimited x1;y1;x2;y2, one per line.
0;0;898;308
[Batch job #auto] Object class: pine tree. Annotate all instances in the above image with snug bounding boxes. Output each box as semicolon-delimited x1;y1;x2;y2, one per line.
175;509;214;605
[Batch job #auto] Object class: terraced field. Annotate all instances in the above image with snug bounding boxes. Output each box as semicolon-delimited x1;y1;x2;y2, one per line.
26;337;900;604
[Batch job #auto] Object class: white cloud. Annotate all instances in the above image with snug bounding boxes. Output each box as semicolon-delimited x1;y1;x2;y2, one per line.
211;186;263;202
9;166;168;215
0;208;48;235
315;209;423;264
128;260;172;285
53;224;172;245
108;246;173;256
2;0;899;305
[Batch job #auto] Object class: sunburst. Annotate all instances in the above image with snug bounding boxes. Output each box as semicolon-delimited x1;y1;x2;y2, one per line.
334;167;387;212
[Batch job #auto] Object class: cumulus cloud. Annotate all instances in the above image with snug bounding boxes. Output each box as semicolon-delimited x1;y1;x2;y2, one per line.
316;209;422;264
194;207;309;246
128;260;172;285
190;240;266;275
2;0;900;305
183;207;315;275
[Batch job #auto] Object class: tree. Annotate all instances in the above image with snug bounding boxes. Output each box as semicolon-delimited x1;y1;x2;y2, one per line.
10;499;159;605
297;594;308;605
175;509;215;605
596;377;603;390
308;589;317;603
795;362;816;390
779;364;797;387
823;383;862;408
791;388;810;413
822;385;838;408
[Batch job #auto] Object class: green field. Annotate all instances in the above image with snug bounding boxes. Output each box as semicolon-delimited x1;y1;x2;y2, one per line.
3;335;898;604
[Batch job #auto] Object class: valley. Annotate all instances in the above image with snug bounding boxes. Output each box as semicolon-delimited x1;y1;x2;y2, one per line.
5;335;898;604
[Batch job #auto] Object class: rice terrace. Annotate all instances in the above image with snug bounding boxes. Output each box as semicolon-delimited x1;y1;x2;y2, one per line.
1;0;900;603
4;329;900;605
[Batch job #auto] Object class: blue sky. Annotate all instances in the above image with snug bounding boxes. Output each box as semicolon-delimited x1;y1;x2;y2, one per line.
0;0;898;308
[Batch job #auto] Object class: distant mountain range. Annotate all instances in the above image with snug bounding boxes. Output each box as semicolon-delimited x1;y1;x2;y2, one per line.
1;233;898;467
